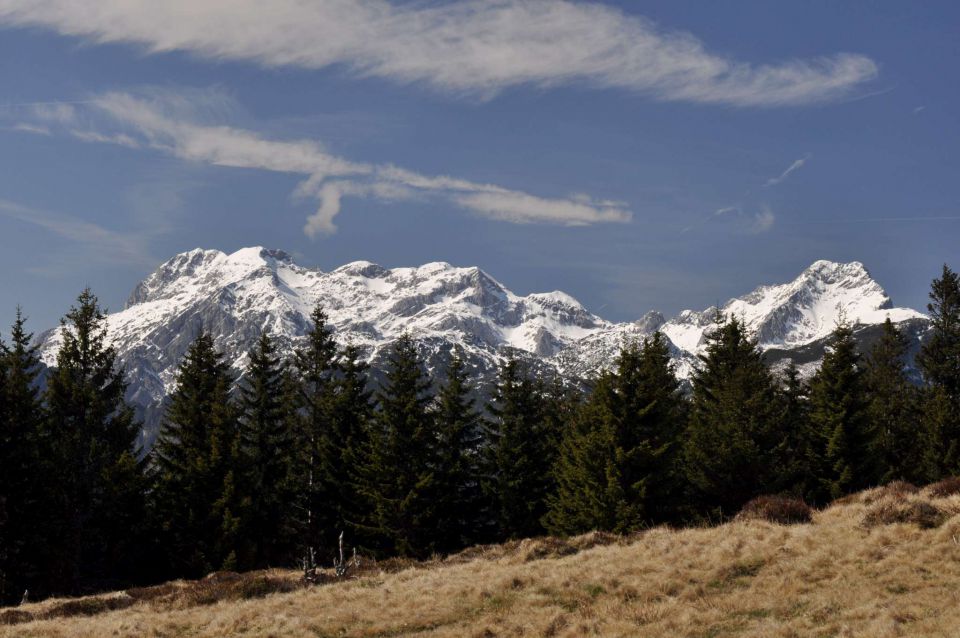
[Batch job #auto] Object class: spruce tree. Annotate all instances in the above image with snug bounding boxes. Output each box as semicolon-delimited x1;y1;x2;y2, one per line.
152;333;238;577
916;264;960;475
483;357;551;540
865;319;927;483
45;289;147;593
545;334;685;535
807;319;874;502
683;315;782;517
432;350;485;553
359;335;438;558
0;310;48;602
330;344;374;551
544;372;621;535
0;330;9;602
235;332;297;569
776;362;813;496
290;305;339;556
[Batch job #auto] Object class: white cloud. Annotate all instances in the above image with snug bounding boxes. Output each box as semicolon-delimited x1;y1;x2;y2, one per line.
764;153;812;186
12;88;630;236
750;207;775;234
0;0;877;107
10;123;51;135
713;206;741;216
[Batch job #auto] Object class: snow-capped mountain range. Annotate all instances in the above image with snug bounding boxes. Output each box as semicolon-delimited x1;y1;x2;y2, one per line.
37;247;928;446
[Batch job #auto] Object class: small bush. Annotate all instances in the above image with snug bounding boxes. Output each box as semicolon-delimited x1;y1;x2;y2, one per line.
736;495;813;525
862;499;945;529
926;477;960;498
882;481;920;497
43;595;135;619
0;609;33;625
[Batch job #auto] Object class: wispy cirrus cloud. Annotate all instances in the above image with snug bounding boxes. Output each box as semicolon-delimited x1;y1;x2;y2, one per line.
0;198;160;268
712;205;775;234
764;153;812;187
0;0;877;107
13;87;631;236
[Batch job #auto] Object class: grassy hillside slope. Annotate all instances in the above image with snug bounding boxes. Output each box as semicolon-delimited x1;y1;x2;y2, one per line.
5;482;960;637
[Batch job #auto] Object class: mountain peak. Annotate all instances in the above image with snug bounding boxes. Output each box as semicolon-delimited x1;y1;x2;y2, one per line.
658;260;922;351
40;249;929;448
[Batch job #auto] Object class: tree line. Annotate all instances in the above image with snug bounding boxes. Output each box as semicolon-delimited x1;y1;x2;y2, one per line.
0;265;958;604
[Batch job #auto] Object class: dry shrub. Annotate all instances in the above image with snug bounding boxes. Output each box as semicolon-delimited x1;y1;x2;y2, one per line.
361;556;420;575
444;532;620;566
124;581;181;603
126;571;303;612
0;595;136;627
862;498;945;529
0;610;32;625
926;476;960;498
883;481;920;497
519;531;620;563
736;495;812;525
43;595;135;619
833;481;919;507
178;573;301;608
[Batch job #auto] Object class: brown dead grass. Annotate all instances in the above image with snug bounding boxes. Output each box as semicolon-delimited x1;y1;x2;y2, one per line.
6;485;960;637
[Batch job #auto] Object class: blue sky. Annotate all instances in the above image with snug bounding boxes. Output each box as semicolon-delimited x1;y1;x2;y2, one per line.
0;1;957;331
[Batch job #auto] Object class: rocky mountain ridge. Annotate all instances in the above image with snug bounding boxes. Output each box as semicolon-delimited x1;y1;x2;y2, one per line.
37;247;928;446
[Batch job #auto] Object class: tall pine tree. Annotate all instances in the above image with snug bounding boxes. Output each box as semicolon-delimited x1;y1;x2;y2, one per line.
483;357;552;541
291;305;339;556
807;318;874;502
683;315;782;518
865;319;927;483
916;264;960;475
432;350;485;553
235;332;297;570
775;362;813;497
0;310;48;602
152;333;238;577
330;344;374;551
545;334;685;535
0;328;9;602
45;289;147;594
358;335;438;558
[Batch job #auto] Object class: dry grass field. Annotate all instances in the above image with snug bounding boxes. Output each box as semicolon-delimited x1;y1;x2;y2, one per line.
5;480;960;637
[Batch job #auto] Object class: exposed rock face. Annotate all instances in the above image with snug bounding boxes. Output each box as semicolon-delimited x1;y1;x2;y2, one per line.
37;248;927;448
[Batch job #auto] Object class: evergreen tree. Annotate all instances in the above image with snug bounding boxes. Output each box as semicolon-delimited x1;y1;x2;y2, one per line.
0;329;9;602
0;310;48;603
432;350;485;553
152;333;238;577
483;357;551;540
807;319;874;502
330;344;374;551
545;334;685;535
865;319;927;483
544;372;621;535
45;289;147;594
775;362;813;496
916;264;960;475
290;305;339;556
235;332;297;569
294;306;341;549
358;335;438;558
683;315;782;517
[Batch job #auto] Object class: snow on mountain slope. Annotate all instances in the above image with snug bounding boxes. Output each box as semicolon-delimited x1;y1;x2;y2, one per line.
661;260;923;352
39;247;613;437
554;260;925;380
36;248;926;446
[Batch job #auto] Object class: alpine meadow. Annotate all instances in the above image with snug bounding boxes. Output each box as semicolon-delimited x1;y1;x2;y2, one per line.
1;2;959;637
